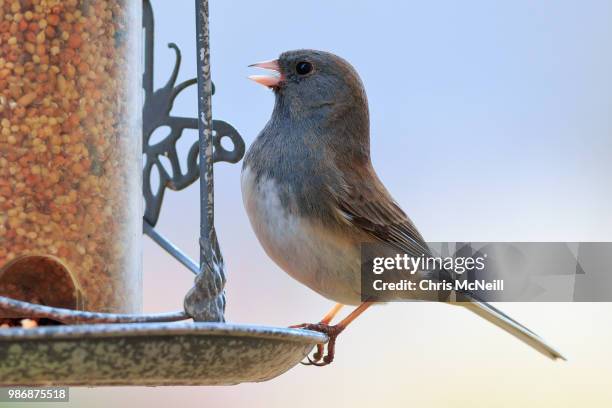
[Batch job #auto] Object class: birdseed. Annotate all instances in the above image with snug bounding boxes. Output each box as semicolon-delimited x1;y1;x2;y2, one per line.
0;0;141;314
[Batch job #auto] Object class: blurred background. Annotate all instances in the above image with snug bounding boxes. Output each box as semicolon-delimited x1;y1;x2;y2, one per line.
52;0;612;406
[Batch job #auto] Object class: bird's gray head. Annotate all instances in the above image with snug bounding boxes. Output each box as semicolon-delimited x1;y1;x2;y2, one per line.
249;49;369;128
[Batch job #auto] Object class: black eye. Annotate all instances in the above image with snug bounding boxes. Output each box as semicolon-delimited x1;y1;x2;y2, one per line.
295;61;313;75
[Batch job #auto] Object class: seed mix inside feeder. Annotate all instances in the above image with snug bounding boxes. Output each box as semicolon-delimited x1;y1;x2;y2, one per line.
0;0;326;386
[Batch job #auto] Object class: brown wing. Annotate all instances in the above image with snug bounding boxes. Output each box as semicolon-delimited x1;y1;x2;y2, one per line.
333;163;431;258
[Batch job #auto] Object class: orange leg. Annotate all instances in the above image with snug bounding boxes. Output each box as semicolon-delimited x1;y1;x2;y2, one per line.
289;303;344;329
335;302;371;329
289;303;344;360
320;303;344;324
297;302;373;367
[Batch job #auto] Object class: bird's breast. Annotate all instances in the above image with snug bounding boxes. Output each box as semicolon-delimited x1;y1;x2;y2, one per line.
241;165;362;305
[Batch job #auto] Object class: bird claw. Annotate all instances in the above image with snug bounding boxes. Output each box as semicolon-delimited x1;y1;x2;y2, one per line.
302;355;329;367
300;343;325;366
292;323;343;367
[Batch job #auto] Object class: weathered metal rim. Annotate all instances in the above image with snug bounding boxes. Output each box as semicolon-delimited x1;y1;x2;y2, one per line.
0;322;328;344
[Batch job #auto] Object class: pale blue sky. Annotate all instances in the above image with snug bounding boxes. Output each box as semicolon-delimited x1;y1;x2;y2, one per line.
152;0;612;249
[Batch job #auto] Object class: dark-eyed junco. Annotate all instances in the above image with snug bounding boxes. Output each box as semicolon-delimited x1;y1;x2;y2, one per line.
243;49;564;365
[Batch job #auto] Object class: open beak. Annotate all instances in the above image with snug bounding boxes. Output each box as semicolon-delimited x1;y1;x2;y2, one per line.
248;59;282;88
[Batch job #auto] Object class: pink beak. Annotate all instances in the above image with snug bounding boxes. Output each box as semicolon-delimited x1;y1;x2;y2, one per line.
248;59;282;88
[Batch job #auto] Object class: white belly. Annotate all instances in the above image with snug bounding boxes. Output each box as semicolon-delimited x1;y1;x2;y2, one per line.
241;166;362;305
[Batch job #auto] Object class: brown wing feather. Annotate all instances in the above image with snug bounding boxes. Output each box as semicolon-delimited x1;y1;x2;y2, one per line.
333;163;431;257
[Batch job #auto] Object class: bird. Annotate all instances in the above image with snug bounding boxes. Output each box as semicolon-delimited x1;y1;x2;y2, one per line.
242;49;565;366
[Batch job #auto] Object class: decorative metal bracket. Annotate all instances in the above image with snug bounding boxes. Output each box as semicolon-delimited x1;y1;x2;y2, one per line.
142;0;244;229
142;0;244;321
143;0;245;300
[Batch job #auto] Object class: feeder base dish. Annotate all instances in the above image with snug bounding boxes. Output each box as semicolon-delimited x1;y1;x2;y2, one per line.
0;322;327;386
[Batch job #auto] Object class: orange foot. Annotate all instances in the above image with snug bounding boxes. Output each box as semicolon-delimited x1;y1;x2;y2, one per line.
290;302;373;367
298;323;344;366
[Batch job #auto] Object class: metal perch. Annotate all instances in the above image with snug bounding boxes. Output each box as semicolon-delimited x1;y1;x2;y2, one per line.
0;295;189;325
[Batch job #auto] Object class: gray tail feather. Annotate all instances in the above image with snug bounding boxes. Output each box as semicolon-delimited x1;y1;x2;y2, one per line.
455;293;566;361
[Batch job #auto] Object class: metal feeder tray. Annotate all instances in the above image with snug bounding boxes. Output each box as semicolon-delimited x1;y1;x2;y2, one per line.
0;323;326;386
